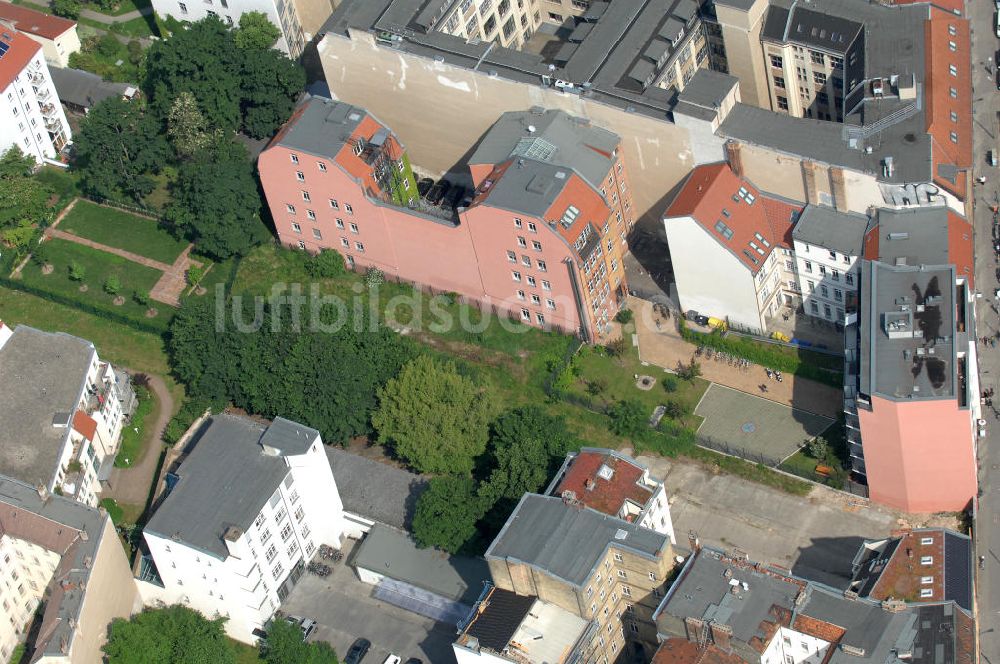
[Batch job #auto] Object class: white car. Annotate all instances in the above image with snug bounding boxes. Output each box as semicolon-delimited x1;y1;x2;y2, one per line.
382;656;401;664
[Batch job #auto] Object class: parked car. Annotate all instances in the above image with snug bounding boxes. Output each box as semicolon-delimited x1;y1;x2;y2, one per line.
284;616;317;640
345;639;371;664
990;150;998;168
416;177;434;197
404;659;423;664
426;180;452;205
382;656;401;664
443;185;465;208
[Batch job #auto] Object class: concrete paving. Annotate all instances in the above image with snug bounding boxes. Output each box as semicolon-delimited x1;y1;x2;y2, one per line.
279;540;458;663
969;0;1000;660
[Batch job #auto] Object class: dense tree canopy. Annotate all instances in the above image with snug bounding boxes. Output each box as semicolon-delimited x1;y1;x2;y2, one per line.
235;11;281;50
261;619;338;664
373;355;496;474
412;475;485;553
608;399;648;439
165;136;265;259
103;605;235;664
481;406;575;502
0;147;51;248
169;297;418;443
73;98;169;202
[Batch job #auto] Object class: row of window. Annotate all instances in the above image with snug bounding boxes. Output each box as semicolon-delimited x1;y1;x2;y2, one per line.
286;199;354;215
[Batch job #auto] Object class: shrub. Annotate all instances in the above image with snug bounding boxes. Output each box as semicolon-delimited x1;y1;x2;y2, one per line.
103;274;122;295
605;337;626;358
134;289;150;306
186;265;204;286
126;40;143;66
608;399;647;439
676;359;701;382
52;0;81;18
615;308;634;324
68;261;85;282
662;375;678;393
305;249;345;278
95;34;121;58
806;436;829;460
585;378;607;396
31;242;50;266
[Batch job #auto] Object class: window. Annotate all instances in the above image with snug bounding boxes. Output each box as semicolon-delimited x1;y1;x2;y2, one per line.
587;586;593;596
546;299;555;309
254;513;265;529
648;572;656;581
521;308;530;321
813;72;826;86
517;236;527;248
336;218;345;229
291;223;302;234
537;260;547;272
949;64;957;76
834;289;843;302
532;240;542;251
810;50;824;65
804;261;813;273
949;131;958;144
774;75;785;89
522;256;531;266
614;552;623;562
296;171;305;182
920;588;934;598
621;585;632;597
517;290;526;300
350;223;359;233
542;280;551;290
920;537;934;545
287;541;299;557
770;55;783;68
777;96;788;111
921;576;933;585
274;507;287;523
819;265;827;276
514;218;522;228
272;563;284;581
302;190;311;202
178;2;187;12
820;285;829;297
329;199;339;209
318;162;327;172
355;242;365;252
312;228;322;240
507;250;517;262
290;154;299;165
286;204;296;214
280;524;293;541
531;294;540;305
949;87;958;99
921;556;933;565
260;529;272;545
265;544;278;563
528;222;537;232
306;210;316;220
617;570;627;579
345;203;353;214
526;276;536;286
512;271;521;282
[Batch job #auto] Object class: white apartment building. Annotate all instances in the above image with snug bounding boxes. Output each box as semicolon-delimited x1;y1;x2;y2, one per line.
0;323;133;507
545;447;676;544
411;0;544;51
0;30;71;164
663;162;802;334
791;205;868;323
0;476;140;664
151;0;309;56
140;415;347;643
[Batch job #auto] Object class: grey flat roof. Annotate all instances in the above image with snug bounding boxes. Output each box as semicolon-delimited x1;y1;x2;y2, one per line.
145;415;293;559
0;326;95;488
325;447;427;530
659;548;804;643
0;474;107;660
260;416;320;456
791;205;869;256
870;207;952;268
675;68;739;112
467;109;619;190
859;261;956;400
761;4;862;55
485;494;668;588
482;158;573;218
274;96;368;160
353;523;489;603
48;66;135;110
803;587;918;664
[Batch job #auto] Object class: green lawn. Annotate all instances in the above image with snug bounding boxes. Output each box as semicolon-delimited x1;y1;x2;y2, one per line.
19;238;167;329
59;200;187;264
99;0;152;16
105;13;158;37
115;385;157;467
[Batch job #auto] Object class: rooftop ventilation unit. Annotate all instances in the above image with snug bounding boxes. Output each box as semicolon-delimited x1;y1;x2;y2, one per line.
597;464;614;480
614;529;628;540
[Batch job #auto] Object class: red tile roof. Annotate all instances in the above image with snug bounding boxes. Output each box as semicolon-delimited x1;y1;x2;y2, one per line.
0;29;40;91
553;451;653;519
0;2;75;40
664;163;802;274
793;614;847;643
947;210;974;289
869;530;946;604
543;172;611;248
652;638;745;664
72;410;97;441
925;12;972;199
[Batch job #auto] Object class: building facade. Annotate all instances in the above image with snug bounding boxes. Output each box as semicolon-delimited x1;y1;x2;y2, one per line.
149;0;309;56
844;207;979;513
0;3;80;67
0;30;70;163
140;415;346;642
0;476;140;664
545;448;676;544
484;494;678;663
791;205;868;322
0;323;132;507
258;99;631;341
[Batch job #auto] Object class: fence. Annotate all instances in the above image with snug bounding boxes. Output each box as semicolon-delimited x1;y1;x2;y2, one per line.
83;194;163;221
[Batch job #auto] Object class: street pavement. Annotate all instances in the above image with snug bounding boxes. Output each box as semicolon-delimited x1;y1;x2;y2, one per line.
969;1;1000;661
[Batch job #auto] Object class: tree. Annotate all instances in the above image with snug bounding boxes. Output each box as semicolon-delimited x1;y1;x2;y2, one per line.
167;92;212;158
134;289;150;306
615;308;634;324
68;261;85;282
239;47;306;138
165;137;264;259
662;375;678;393
261;619;338;664
51;0;81;18
608;399;647;439
482;406;575;502
103;605;235;664
0;146;51;248
373;355;495;474
676;359;701;382
74;98;169;202
235;11;281;50
806;436;829;460
306;249;345;278
605;337;626;358
0;145;35;179
664;400;687;422
412;476;485;553
126;39;143;65
104;274;122;295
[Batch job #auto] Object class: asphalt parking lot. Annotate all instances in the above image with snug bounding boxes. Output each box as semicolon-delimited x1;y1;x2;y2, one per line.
279;540;458;663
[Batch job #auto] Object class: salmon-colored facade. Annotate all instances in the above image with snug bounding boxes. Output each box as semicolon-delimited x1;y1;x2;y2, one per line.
258;98;630;340
858;396;977;513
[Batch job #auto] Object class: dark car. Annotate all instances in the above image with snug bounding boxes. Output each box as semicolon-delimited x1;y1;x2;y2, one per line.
425;179;451;205
344;638;371;664
416;177;434;197
404;659;423;664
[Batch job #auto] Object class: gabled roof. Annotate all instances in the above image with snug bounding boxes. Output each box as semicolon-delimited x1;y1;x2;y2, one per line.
0;3;75;40
325;446;427;530
762;4;863;55
548;449;655;520
71;410;97;442
270;95;369;161
925;10;972;197
0;29;41;91
792;205;869;257
664;163;802;274
48;66;136;110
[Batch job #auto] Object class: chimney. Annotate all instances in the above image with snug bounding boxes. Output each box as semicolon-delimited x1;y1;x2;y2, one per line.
584;478;595;491
710;622;733;651
688;531;700;552
36;482;49;501
684;617;706;643
725;142;744;178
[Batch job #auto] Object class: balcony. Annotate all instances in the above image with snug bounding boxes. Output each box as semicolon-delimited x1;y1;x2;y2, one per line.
35;86;51;102
39;102;58;117
844;412;860;430
28;70;44;85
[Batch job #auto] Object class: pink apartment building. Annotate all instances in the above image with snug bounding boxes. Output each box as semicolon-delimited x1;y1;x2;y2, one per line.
258;97;633;341
846;207;978;513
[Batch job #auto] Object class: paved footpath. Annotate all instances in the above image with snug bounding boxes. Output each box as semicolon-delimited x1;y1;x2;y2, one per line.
103;373;173;507
630;297;842;418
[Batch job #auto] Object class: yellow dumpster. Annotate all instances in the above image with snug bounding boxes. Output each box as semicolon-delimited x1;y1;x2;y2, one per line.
707;317;727;331
771;331;791;342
